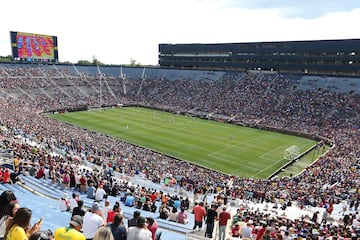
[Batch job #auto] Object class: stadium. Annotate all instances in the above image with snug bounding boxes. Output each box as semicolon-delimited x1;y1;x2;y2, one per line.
0;31;359;240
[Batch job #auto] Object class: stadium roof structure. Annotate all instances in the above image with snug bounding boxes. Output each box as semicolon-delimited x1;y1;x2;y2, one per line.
159;39;360;76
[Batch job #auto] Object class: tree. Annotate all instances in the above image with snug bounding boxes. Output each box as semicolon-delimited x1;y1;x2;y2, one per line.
77;60;92;65
92;55;103;66
0;55;13;63
129;58;141;66
129;58;136;66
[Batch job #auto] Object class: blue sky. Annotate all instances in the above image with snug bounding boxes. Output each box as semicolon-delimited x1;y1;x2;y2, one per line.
0;0;359;65
221;0;360;18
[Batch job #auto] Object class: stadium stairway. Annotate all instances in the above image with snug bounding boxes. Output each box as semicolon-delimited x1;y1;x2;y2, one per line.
8;175;196;239
20;175;95;208
0;182;72;231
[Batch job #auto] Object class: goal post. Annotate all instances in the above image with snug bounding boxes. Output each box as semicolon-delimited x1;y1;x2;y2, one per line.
284;145;300;161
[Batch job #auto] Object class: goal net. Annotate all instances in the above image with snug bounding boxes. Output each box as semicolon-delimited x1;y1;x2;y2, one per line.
284;145;300;161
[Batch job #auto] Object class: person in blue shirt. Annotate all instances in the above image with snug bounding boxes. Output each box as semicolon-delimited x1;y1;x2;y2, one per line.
87;182;96;199
173;197;181;210
107;213;127;240
124;194;135;207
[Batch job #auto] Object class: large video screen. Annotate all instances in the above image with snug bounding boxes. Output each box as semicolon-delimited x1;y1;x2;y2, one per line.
10;31;58;63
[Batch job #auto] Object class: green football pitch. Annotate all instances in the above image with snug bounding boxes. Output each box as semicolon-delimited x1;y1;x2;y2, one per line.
50;107;318;178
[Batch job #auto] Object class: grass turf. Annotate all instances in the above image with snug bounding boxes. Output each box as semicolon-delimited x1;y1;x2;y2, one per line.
49;107;318;179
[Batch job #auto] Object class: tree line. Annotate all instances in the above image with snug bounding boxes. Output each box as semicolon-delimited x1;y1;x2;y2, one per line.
0;55;145;67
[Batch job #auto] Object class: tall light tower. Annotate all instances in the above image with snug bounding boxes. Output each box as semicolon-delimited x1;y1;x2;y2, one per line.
136;67;147;96
97;65;103;107
120;66;127;95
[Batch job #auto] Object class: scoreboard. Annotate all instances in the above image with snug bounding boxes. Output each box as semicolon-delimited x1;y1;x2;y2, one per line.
10;31;59;63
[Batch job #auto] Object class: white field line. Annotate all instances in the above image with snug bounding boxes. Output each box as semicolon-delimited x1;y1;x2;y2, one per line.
253;143;310;178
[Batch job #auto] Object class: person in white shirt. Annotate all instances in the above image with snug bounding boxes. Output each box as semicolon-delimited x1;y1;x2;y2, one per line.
127;216;152;240
44;167;50;179
102;200;111;222
167;207;178;222
95;184;107;202
82;202;105;239
75;172;81;190
352;217;360;231
59;193;70;212
241;222;253;239
69;193;79;213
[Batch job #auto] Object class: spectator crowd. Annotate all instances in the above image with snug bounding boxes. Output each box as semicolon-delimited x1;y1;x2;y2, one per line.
0;65;359;239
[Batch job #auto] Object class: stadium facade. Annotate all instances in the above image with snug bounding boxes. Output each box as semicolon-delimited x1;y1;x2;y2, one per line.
159;39;360;76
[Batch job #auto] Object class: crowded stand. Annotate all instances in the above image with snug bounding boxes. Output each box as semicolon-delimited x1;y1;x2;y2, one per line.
0;65;360;239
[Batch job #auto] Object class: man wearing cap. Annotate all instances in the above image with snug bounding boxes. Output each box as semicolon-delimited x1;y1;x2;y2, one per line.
54;215;85;240
59;193;70;212
82;202;105;240
127;216;152;240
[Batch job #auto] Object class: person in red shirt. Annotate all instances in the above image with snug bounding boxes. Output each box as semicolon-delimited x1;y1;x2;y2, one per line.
3;169;11;184
80;175;87;193
35;167;45;179
327;202;334;215
192;202;207;230
0;167;3;182
107;203;121;223
218;207;231;240
256;224;267;240
146;217;158;240
150;192;157;202
231;223;241;237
